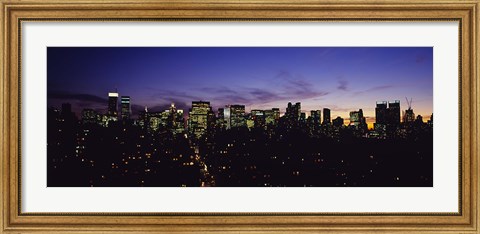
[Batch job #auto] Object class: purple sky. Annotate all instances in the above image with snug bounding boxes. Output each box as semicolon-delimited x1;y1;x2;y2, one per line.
47;47;433;125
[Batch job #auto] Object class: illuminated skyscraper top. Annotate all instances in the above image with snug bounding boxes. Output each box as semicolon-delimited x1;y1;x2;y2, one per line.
121;96;131;120
108;91;119;117
188;101;213;138
224;105;246;129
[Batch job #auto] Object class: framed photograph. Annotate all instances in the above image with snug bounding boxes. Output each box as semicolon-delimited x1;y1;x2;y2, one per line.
1;0;478;233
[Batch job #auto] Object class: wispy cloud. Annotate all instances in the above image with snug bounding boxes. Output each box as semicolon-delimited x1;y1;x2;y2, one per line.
273;70;330;100
337;79;348;91
353;85;394;96
148;89;202;106
247;88;282;101
159;70;332;110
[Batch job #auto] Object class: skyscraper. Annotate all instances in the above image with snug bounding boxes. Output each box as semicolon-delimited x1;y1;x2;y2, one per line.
403;109;415;123
172;108;185;134
223;107;231;129
374;101;388;135
223;105;246;129
310;110;321;127
375;100;401;137
322;108;331;125
188;101;213;138
285;102;301;127
251;109;265;128
300;112;306;124
230;105;246;128
217;108;225;128
349;109;368;136
264;108;280;126
349;109;367;128
161;103;185;134
375;101;388;124
148;112;163;132
387;100;401;126
138;106;149;129
120;96;131;120
107;92;119;118
272;108;280;122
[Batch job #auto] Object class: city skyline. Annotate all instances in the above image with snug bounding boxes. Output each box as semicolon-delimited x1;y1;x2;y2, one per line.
55;96;430;130
48;94;433;187
47;47;433;187
47;47;433;127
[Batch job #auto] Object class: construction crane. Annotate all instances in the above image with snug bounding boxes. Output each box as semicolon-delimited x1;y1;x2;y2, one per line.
405;97;413;110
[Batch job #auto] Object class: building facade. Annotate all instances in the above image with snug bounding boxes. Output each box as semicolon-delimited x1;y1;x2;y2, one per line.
188;101;213;138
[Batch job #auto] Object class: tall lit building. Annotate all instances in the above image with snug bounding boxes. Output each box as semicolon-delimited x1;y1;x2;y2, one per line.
251;109;263;116
207;108;216;130
285;102;301;127
251;109;265;128
403;98;415;124
264;109;273;126
322;108;331;125
223;107;231;129
107;91;119;117
310;110;321;127
349;109;366;127
349;109;368;135
403;109;415;123
229;105;246;128
300;112;306;124
148;112;163;132
224;105;246;129
188;101;213;138
120;96;131;120
161;103;185;134
262;108;280;126
217;108;225;128
286;102;301;120
272;108;280;122
173;108;185;134
138;106;149;129
166;103;176;129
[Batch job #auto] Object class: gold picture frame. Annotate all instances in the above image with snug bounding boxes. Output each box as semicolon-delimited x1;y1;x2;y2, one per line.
1;0;478;233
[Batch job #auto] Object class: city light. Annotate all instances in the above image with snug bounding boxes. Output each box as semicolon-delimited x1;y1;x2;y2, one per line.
47;47;433;187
